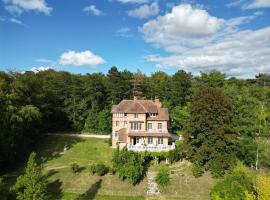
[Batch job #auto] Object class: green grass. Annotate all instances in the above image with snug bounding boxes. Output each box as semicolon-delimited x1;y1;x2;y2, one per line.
5;135;216;200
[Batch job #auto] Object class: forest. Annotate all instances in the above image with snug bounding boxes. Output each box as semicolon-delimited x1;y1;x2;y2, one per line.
0;66;269;177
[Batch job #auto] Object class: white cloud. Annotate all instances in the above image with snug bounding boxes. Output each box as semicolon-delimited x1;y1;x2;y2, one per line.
31;66;52;73
116;0;148;3
245;0;270;9
140;4;225;52
127;2;159;19
59;50;105;67
9;17;22;24
227;0;270;9
83;5;103;16
116;27;132;37
141;4;270;77
3;0;52;15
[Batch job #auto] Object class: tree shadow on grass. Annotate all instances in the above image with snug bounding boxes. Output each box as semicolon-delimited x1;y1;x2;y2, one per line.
35;135;83;164
75;179;102;200
47;179;63;200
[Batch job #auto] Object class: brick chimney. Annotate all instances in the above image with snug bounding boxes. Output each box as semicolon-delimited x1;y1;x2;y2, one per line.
154;98;162;107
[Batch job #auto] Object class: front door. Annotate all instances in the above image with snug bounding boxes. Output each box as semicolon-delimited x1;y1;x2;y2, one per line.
133;137;136;145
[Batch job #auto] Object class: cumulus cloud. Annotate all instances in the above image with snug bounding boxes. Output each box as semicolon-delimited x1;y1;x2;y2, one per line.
128;2;159;19
31;66;52;73
83;5;103;16
3;0;52;15
141;4;270;77
116;0;148;3
140;4;225;52
59;50;105;67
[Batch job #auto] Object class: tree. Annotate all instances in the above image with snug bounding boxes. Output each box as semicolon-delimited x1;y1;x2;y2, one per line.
185;87;237;177
171;70;192;106
195;70;226;88
112;147;145;185
13;152;48;200
210;165;255;200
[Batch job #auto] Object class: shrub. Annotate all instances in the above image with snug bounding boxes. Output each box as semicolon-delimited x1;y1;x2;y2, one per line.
192;163;204;177
112;147;145;185
89;164;96;174
89;163;108;176
71;163;80;173
168;149;181;163
95;163;108;176
155;168;170;187
210;166;255;200
108;135;112;146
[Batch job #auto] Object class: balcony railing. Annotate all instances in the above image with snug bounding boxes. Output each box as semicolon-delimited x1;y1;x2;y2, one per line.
128;143;175;152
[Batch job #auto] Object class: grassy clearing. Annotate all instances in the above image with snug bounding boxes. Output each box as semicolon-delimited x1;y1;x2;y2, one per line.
5;135;216;200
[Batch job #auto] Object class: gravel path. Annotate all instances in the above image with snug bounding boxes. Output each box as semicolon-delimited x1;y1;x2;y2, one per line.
147;172;160;195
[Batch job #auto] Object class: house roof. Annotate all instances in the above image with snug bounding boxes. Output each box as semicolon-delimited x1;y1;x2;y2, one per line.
111;100;158;113
147;108;169;121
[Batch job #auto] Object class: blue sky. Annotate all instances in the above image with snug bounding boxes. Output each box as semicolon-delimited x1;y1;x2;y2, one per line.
0;0;270;77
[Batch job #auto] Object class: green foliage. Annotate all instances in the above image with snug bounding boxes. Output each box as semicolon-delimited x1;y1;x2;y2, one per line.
70;163;80;173
185;87;237;177
170;106;189;134
168;149;181;163
191;163;204;177
13;152;48;200
112;147;145;185
155;168;170;187
210;166;255;200
89;163;108;176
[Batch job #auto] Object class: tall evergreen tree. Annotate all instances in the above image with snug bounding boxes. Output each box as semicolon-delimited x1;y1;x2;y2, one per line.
13;152;48;200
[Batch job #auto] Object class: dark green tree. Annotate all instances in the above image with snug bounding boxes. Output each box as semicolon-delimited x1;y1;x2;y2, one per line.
13;152;48;200
185;87;237;177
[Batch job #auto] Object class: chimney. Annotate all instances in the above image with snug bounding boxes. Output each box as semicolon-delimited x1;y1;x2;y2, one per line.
154;98;161;108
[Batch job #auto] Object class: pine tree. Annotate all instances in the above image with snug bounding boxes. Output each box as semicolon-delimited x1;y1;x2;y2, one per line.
13;152;48;200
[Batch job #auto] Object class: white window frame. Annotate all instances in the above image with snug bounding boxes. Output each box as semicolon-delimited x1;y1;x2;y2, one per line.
158;137;163;145
148;137;153;144
147;123;152;131
158;123;162;130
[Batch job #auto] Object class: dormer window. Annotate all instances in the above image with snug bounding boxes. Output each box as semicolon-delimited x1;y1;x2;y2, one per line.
124;113;127;117
150;113;157;117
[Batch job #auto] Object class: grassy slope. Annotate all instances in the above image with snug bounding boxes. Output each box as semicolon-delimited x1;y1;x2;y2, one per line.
6;135;216;200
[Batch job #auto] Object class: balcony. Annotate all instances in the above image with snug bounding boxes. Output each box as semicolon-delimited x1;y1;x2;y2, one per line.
127;143;175;152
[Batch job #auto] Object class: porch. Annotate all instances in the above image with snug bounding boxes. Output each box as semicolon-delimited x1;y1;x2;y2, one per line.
127;143;175;152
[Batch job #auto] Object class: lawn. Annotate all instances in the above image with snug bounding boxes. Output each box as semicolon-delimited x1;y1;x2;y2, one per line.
5;135;216;200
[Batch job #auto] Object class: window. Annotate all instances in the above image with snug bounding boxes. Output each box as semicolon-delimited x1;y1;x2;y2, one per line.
158;123;162;130
131;122;142;130
115;131;118;138
147;123;152;130
116;121;119;126
158;137;163;144
124;113;127;117
150;113;157;117
134;113;138;118
148;137;153;144
124;121;127;127
136;137;140;144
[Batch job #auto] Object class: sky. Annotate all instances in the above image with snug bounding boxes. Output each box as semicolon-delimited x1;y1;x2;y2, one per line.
0;0;270;78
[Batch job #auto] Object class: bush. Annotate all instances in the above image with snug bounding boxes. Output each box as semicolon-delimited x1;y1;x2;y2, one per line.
108;135;112;146
155;168;170;187
112;147;145;185
71;163;80;173
89;163;108;176
192;163;204;177
95;163;108;176
210;166;255;200
168;149;181;163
